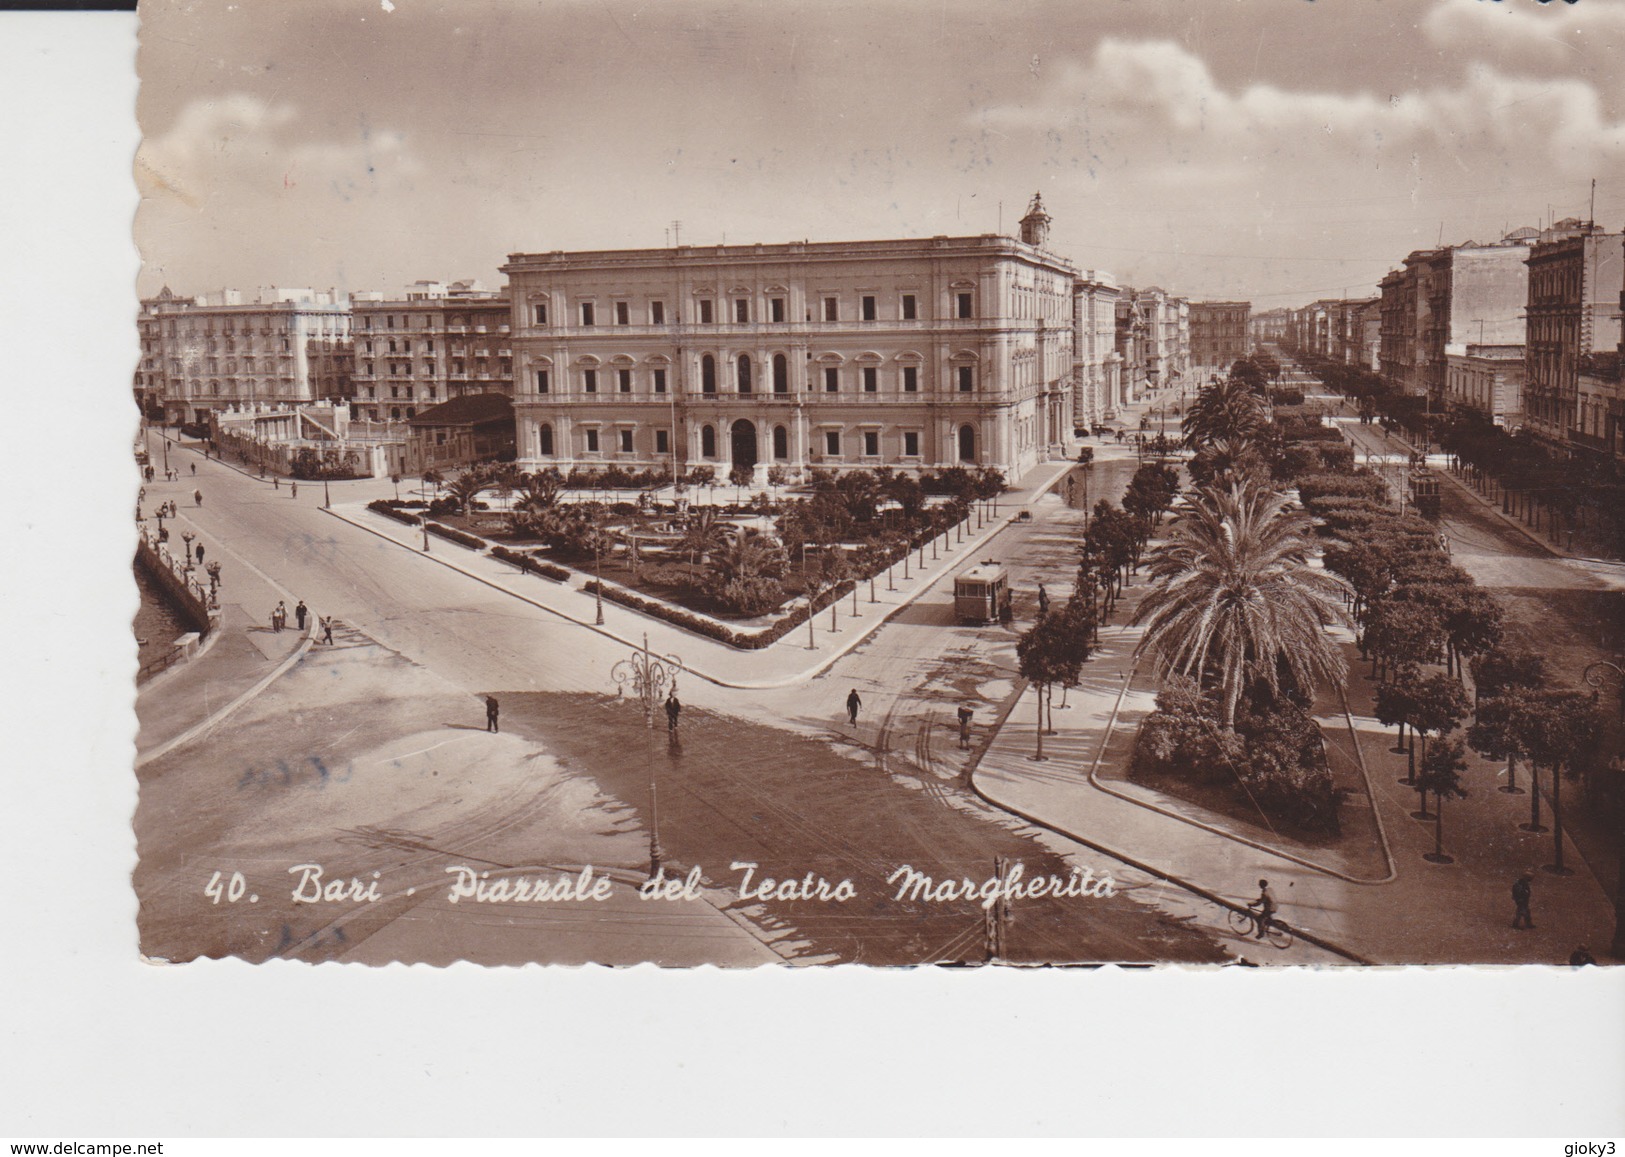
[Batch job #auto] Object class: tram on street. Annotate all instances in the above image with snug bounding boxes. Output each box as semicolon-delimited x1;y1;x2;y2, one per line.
954;562;1011;625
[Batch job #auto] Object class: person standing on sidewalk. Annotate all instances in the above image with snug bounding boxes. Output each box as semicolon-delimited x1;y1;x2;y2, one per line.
665;692;681;733
1512;873;1535;929
290;481;298;499
321;617;334;645
295;600;308;631
273;476;279;491
190;462;196;476
195;543;205;565
485;695;500;733
846;689;861;727
957;704;974;750
193;489;202;507
1037;583;1049;616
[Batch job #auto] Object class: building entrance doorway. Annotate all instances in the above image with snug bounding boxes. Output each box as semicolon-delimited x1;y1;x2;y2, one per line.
731;419;759;471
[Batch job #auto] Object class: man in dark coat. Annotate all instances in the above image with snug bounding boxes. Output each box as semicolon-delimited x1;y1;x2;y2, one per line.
846;689;861;727
295;601;307;630
485;695;500;733
665;693;681;732
957;704;974;750
1512;873;1534;929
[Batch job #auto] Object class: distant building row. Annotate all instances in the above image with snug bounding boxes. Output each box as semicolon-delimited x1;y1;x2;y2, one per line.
135;196;1221;483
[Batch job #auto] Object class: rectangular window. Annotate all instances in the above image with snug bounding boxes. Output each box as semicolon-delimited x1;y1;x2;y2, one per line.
619;429;634;453
615;301;629;326
584;369;597;393
862;295;876;321
903;366;918;393
904;431;920;456
956;292;973;319
957;365;973;392
771;297;785;323
651;301;665;325
824;366;839;392
656;429;670;454
823;297;839;322
864;431;879;456
648;368;665;394
585;429;599;452
902;294;917;320
735;298;749;323
580;302;595;326
533;303;548;325
618;368;632;393
425;360;436;375
863;366;877;393
699;299;714;324
825;431;841;456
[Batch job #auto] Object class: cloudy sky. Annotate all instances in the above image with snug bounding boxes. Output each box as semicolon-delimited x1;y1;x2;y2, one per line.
135;0;1625;308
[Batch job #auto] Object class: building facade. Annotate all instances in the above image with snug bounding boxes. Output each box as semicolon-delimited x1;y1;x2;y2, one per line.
1188;300;1251;377
1072;271;1121;428
1523;220;1625;452
501;215;1077;484
349;281;513;423
143;288;353;425
1444;344;1525;428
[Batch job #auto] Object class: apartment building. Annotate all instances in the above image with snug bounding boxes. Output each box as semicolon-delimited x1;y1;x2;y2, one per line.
1523;220;1625;453
348;281;513;423
1188;300;1251;378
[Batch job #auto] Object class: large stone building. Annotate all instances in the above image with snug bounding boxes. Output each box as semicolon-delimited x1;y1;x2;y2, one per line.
349;281;512;423
1523;220;1625;453
140;287;352;426
500;197;1077;484
1249;308;1290;347
1188;300;1251;378
1072;271;1122;428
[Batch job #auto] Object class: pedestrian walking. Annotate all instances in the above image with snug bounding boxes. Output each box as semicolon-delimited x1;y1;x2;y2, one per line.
190;462;196;476
290;482;298;499
274;600;287;632
195;543;205;565
273;476;279;490
1037;583;1049;616
193;489;202;507
321;617;334;645
665;692;681;732
1511;873;1535;929
295;600;308;630
957;704;974;750
846;688;861;727
485;695;500;733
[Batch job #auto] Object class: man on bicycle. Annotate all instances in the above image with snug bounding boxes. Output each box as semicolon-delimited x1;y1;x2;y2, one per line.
1249;879;1277;939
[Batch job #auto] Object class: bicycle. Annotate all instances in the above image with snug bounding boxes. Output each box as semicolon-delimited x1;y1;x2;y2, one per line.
1228;904;1294;949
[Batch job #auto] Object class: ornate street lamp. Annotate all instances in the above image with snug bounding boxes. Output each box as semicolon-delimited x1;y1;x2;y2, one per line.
594;535;605;625
612;634;684;878
1584;660;1625;724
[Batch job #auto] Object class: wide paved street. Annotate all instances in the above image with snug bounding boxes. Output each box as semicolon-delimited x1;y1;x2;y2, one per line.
136;425;1227;964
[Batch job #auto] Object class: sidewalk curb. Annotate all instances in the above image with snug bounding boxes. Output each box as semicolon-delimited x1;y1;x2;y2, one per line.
319;463;1072;690
136;599;318;769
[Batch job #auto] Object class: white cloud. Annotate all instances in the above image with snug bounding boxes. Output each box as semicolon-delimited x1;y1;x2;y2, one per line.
981;36;1625;180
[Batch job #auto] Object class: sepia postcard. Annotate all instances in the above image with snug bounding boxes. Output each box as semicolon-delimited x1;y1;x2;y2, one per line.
130;0;1625;970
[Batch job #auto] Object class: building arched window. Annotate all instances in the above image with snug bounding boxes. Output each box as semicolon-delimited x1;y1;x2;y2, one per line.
701;424;717;458
772;354;789;394
701;354;717;394
538;423;554;456
737;353;752;393
773;425;789;459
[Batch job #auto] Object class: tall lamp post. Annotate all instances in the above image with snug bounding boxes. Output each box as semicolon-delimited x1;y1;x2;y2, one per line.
1583;660;1625;724
594;536;605;625
612;634;683;879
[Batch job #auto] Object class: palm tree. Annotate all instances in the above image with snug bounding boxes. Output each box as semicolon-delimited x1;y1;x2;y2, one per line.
1134;479;1350;728
680;507;730;566
1183;376;1269;451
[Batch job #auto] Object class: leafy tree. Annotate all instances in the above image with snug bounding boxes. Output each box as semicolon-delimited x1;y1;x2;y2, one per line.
445;467;488;516
1516;689;1600;873
680;507;730;566
1374;663;1422;755
1017;609;1086;759
515;466;565;513
1469;646;1546;704
1467;690;1532;795
1416;735;1470;861
1364;600;1445;679
1134;479;1350;728
1403;671;1470;806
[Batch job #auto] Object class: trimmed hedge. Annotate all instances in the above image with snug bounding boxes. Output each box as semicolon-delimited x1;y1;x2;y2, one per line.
424;521;485;550
584;577;859;650
368;499;422;526
489;544;570;582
